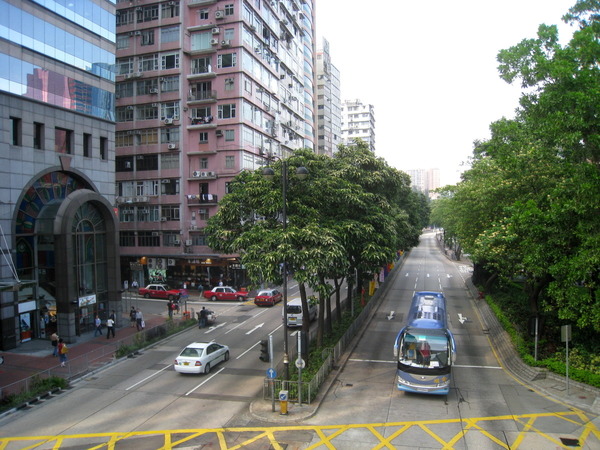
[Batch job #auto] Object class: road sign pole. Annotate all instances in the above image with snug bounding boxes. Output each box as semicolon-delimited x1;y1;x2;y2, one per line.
269;334;275;411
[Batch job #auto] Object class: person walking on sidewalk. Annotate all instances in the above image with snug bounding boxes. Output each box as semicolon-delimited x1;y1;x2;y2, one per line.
130;306;136;327
94;315;103;337
58;338;68;367
51;332;59;356
198;307;207;328
135;308;144;331
106;316;115;339
167;300;174;319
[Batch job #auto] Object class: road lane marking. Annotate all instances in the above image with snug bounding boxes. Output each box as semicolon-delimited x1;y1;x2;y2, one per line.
185;367;226;396
125;364;172;390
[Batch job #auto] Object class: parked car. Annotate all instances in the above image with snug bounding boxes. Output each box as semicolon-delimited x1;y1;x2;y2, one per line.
173;341;229;374
202;286;248;302
138;284;183;300
254;289;283;307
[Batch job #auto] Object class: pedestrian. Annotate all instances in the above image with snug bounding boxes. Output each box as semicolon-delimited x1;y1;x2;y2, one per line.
131;279;138;291
94;315;102;337
136;308;144;331
51;332;59;356
106;315;115;339
130;306;136;327
167;300;173;319
58;338;68;367
199;306;207;328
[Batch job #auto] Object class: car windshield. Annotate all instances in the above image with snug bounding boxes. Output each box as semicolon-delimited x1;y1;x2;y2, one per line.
181;347;203;357
398;328;450;369
257;291;272;296
287;305;302;314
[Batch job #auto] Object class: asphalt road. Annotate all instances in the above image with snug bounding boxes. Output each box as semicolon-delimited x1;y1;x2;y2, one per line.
0;231;597;449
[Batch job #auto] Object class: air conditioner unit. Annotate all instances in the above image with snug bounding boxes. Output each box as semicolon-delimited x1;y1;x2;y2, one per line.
161;179;170;184
140;209;149;213
126;105;134;110
167;258;175;266
167;143;177;150
215;10;225;19
185;240;193;246
207;171;215;177
193;170;201;177
132;72;142;78
149;87;159;94
221;40;231;47
211;27;220;34
215;129;223;137
210;38;219;45
250;25;257;32
174;239;181;245
164;118;173;124
200;171;208;177
160;217;167;221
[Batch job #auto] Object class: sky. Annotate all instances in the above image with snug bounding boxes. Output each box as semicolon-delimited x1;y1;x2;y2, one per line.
316;0;577;186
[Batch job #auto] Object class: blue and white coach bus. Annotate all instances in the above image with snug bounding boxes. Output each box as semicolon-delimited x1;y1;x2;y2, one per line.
393;291;456;395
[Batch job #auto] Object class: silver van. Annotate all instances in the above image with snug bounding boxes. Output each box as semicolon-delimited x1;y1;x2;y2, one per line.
285;298;317;327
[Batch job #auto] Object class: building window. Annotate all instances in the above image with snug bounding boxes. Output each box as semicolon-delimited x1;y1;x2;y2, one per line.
116;81;134;98
191;57;211;74
10;117;21;146
200;158;208;169
137;104;159;120
119;231;136;247
116;106;134;122
83;133;92;157
192;234;207;246
100;137;108;160
33;122;44;150
225;155;235;169
225;77;235;91
162;53;179;69
197;208;209;220
161;180;179;196
224;3;234;16
161;2;180;18
116;156;134;171
115;132;134;147
217;53;236;68
162;205;180;220
137;231;160;247
161;102;180;120
163;233;180;247
161;26;179;43
136;79;158;95
161;127;179;143
116;34;130;49
199;9;209;20
137;128;159;145
119;206;135;223
191;31;212;51
224;28;234;41
135;154;159;171
141;29;154;46
55;127;72;154
161;75;179;92
161;152;179;170
199;132;208;143
218;104;236;119
225;129;234;141
138;5;159;23
116;57;134;75
139;54;159;72
117;9;135;26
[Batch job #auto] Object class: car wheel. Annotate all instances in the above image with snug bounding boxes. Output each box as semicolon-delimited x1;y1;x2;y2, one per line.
224;351;230;362
204;363;211;374
144;293;150;299
211;295;217;301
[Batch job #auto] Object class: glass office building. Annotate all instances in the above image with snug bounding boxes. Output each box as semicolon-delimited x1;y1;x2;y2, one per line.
0;0;120;349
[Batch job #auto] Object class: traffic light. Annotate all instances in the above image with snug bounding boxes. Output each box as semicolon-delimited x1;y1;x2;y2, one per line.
259;339;270;362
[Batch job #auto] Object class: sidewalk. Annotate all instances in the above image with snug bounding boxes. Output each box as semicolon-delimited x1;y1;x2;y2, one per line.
0;310;169;399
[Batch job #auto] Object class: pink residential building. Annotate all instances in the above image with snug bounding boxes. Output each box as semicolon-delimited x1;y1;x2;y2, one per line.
115;0;316;289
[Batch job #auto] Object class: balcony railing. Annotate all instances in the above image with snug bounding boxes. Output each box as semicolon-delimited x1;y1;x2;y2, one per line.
186;194;218;204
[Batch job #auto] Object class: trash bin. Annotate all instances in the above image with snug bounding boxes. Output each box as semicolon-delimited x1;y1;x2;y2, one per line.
183;311;190;320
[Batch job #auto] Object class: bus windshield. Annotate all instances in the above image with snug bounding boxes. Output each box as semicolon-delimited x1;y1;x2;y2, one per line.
398;328;450;369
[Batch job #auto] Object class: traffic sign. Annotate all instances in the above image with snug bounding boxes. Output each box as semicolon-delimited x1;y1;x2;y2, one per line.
295;358;305;369
266;368;277;379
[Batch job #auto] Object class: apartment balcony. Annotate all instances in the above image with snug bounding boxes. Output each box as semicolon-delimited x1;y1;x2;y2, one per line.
116;195;153;204
186;194;218;205
187;90;217;105
188;0;219;7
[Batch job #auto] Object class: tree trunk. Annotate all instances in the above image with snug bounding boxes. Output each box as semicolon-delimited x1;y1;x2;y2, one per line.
299;283;310;361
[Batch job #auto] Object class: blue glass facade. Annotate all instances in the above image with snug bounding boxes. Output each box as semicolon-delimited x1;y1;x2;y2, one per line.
0;0;116;121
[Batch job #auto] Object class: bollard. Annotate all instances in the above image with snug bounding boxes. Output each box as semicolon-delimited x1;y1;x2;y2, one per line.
279;390;288;415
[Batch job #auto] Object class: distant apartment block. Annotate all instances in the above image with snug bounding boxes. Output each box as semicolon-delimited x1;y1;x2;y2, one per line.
316;38;342;157
341;99;375;152
407;168;441;198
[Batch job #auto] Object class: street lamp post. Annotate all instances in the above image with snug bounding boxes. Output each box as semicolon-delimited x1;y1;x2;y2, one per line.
262;159;308;382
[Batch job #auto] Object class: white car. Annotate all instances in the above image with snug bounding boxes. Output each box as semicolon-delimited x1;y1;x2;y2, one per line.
174;342;229;374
